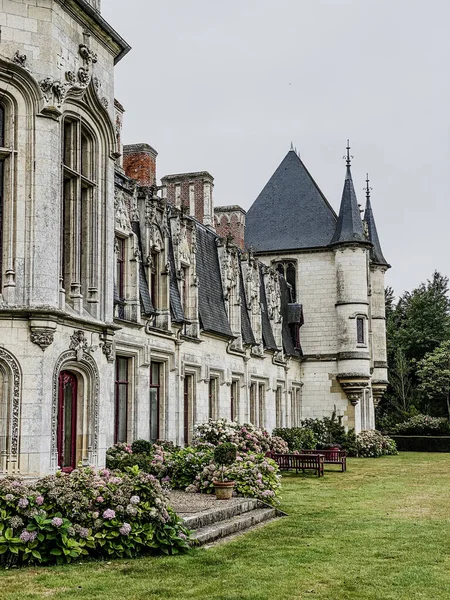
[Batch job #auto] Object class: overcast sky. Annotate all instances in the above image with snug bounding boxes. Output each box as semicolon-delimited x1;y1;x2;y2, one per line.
103;0;450;299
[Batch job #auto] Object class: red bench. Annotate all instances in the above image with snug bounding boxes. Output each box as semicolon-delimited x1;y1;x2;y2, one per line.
301;448;347;472
268;452;324;477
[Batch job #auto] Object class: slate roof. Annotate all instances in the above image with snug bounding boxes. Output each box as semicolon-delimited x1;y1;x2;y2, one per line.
330;166;368;245
245;150;338;252
196;225;233;338
364;196;390;267
167;233;185;324
131;222;154;316
239;262;256;345
259;266;278;351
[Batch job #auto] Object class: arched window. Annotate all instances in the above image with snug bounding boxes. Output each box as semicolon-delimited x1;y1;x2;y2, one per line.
61;116;97;314
276;261;297;302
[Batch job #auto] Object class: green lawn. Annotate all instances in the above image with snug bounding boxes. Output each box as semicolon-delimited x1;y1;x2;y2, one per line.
1;453;449;600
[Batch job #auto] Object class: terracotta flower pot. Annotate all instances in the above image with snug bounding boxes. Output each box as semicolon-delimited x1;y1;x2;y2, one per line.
213;480;235;500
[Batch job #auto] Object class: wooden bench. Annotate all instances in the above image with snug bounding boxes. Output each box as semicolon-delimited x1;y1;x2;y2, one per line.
268;452;324;477
301;448;347;472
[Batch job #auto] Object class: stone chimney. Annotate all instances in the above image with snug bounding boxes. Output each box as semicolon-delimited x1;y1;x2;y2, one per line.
214;206;246;250
160;172;214;227
123;144;158;187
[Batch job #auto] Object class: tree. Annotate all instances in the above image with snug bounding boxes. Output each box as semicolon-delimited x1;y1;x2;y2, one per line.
417;341;450;420
378;271;450;426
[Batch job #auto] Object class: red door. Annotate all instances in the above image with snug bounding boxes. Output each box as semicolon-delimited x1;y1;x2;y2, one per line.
57;371;77;472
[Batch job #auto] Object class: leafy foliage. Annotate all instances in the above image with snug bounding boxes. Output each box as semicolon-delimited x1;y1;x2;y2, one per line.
356;430;398;458
380;271;450;425
272;427;317;451
391;414;450;436
0;466;191;566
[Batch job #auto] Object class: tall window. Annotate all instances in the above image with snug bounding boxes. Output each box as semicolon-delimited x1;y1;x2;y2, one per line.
150;362;160;442
0;104;8;293
115;237;126;319
275;386;283;428
250;382;257;424
62;117;97;313
183;374;194;445
208;378;218;420
356;317;365;345
231;380;239;422
258;383;265;427
291;387;301;427
115;357;129;443
276;261;297;302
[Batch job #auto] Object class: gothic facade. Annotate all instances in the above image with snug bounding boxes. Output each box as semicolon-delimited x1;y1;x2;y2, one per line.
0;0;389;476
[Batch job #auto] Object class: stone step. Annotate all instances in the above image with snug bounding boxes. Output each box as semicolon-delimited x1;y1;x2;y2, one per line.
192;506;278;546
183;498;259;531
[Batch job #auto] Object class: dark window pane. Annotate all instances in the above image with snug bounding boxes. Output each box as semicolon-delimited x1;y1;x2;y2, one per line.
286;263;296;302
357;317;365;344
0;104;4;147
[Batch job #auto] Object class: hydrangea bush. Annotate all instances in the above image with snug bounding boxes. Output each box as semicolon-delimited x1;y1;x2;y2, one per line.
356;430;398;458
390;414;450;436
105;419;284;506
186;453;281;505
193;419;289;454
0;466;190;566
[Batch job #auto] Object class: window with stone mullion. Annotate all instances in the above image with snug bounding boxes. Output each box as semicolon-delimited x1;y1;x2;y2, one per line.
62;118;97;313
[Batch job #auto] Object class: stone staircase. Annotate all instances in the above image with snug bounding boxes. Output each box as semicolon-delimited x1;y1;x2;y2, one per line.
182;498;280;546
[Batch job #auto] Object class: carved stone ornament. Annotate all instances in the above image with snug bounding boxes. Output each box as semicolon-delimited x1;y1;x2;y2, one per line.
30;330;55;351
78;67;90;85
79;43;98;66
69;330;94;361
39;43;99;109
0;347;21;461
13;50;27;68
99;332;115;363
101;341;114;362
100;97;109;109
114;190;131;231
338;379;370;406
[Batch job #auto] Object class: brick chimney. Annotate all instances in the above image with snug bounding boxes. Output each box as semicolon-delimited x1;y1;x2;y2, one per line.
123;143;158;187
214;206;246;250
160;171;214;227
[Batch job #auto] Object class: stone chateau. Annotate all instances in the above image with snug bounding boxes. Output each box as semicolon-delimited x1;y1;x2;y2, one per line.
0;0;389;476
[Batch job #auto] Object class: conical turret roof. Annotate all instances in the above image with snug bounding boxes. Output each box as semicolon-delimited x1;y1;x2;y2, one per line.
331;164;367;245
245;149;338;252
364;188;389;267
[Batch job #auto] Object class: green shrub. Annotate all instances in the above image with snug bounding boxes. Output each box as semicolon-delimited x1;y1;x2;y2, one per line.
272;427;317;451
391;415;450;436
168;446;214;490
0;466;191;566
356;430;398;458
390;435;450;452
131;439;153;454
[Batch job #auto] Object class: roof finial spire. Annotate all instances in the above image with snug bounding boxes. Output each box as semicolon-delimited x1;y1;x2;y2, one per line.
364;173;372;201
343;139;353;168
290;141;294;151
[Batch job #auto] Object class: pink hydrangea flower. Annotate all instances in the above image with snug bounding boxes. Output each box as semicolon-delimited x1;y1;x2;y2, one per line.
18;497;29;509
103;509;116;520
119;523;131;536
51;517;63;527
35;495;44;506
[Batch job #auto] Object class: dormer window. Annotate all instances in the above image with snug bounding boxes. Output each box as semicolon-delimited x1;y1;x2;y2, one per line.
276;261;297;302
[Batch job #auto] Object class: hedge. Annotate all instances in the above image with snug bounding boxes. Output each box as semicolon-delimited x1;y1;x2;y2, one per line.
390;436;450;452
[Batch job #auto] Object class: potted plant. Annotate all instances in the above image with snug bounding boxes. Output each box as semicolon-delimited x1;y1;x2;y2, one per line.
213;442;237;500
